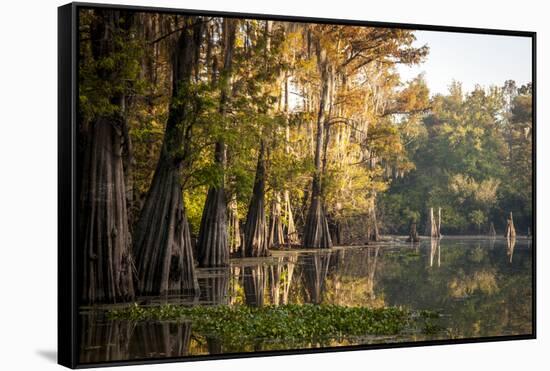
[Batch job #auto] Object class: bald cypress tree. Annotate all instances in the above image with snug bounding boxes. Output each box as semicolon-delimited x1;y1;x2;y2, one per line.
197;19;237;267
79;10;136;303
133;17;203;296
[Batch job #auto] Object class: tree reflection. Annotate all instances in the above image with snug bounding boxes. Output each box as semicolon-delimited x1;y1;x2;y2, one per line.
80;312;134;363
301;252;332;304
131;321;192;358
507;237;516;263
429;238;441;267
79;313;192;362
243;264;267;307
198;268;230;305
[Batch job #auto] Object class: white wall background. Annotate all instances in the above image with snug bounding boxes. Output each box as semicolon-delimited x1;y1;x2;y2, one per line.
0;0;545;369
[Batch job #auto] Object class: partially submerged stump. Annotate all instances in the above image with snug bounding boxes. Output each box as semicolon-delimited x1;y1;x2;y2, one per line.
504;212;516;239
426;207;442;238
406;222;420;243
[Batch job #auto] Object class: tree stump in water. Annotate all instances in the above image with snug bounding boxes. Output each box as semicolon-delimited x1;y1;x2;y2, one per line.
504;212;516;239
406;222;420;243
426;207;441;238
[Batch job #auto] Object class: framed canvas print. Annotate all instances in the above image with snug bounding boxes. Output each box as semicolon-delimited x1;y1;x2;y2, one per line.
58;2;536;368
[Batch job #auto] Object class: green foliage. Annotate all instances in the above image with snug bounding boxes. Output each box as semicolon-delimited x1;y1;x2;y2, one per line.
79;10;145;122
380;82;532;234
108;303;440;342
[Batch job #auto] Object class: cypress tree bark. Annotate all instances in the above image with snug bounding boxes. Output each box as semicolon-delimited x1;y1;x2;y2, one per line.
303;39;333;249
228;194;242;255
243;21;274;257
269;192;285;248
243;141;270;257
133;17;202;296
197;19;237;267
79;10;135;304
284;190;300;246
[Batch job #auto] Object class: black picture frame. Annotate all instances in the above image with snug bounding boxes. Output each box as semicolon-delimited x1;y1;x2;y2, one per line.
58;2;537;368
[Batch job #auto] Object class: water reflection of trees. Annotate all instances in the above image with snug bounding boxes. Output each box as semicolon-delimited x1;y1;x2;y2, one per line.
429;238;441;267
323;248;382;306
243;264;267;307
132;321;192;358
507;237;516;263
379;238;532;339
300;252;332;304
268;254;298;305
198;268;230;305
79;313;192;362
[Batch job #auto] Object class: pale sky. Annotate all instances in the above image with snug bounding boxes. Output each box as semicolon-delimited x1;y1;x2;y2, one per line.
397;30;532;96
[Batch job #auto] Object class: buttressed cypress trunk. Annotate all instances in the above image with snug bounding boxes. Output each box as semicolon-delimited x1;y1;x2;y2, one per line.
197;19;237;267
243;21;273;257
133;17;202;296
269;192;285;248
244;141;269;257
79;10;135;304
303;37;333;249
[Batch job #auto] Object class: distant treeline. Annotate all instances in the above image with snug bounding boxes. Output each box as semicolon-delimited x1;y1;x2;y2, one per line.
379;81;532;235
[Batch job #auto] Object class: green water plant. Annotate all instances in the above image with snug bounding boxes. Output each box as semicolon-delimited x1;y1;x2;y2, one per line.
108;304;440;343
